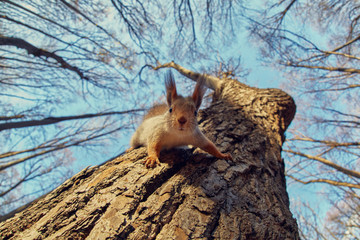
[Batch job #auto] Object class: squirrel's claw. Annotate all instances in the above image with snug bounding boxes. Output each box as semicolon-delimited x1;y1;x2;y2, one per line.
125;147;134;153
221;153;233;161
144;156;161;168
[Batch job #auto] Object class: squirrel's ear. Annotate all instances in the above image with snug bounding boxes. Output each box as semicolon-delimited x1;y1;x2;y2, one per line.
165;70;178;106
192;75;207;109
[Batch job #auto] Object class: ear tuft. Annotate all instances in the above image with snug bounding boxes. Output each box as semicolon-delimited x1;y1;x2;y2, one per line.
165;70;178;106
192;75;207;109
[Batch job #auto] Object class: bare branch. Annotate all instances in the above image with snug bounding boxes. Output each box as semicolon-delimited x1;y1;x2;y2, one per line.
287;175;360;189
0;36;88;80
331;34;360;53
290;137;360;148
285;150;360;179
304;85;360;93
0;115;25;121
0;164;41;198
3;0;126;60
186;0;197;43
286;63;360;74
0;109;145;131
152;61;223;91
59;0;126;48
272;0;298;28
0;125;126;172
321;50;360;61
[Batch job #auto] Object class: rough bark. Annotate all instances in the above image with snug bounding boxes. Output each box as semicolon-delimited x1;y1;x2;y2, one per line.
0;71;299;239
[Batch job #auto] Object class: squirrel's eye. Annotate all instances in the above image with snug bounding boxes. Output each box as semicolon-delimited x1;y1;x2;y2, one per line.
169;108;173;113
194;110;198;116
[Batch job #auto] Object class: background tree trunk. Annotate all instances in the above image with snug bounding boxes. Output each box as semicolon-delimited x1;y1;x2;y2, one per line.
0;72;299;239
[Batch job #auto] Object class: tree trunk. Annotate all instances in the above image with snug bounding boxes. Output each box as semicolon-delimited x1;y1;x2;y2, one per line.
0;67;299;239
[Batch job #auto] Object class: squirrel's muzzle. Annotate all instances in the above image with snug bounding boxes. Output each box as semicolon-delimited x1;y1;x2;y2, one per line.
178;116;187;125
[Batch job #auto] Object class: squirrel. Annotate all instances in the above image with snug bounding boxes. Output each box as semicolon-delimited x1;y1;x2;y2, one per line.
127;71;233;168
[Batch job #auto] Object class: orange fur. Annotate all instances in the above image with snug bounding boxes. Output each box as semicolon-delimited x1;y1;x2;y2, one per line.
128;71;232;168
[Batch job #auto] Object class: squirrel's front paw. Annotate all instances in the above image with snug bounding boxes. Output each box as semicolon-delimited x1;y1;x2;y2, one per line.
144;156;161;168
221;153;233;160
125;147;134;153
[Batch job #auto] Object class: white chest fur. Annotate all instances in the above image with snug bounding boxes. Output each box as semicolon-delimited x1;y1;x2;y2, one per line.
139;115;198;150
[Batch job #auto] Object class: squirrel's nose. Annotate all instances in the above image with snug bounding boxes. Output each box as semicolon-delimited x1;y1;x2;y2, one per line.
178;116;187;125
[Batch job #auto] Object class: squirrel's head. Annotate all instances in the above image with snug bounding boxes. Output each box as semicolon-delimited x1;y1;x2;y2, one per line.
165;71;206;132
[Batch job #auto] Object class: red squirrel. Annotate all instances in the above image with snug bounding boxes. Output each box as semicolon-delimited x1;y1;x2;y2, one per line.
127;71;232;168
